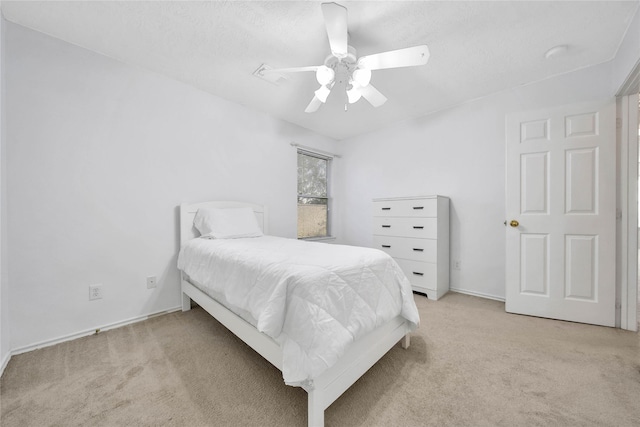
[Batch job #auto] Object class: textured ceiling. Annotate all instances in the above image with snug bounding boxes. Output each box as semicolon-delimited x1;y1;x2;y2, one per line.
2;1;639;140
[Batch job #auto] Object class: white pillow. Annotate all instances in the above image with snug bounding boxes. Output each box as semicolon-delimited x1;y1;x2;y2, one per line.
194;207;263;239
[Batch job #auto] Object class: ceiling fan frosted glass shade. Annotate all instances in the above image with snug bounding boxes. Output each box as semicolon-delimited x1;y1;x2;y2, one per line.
352;69;371;87
315;85;332;103
346;85;362;103
315;66;335;85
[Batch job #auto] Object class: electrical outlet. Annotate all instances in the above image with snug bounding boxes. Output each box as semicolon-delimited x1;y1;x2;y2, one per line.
89;284;103;300
146;276;157;289
454;260;461;271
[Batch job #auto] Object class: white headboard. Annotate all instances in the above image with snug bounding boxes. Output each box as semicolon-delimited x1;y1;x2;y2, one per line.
179;201;268;246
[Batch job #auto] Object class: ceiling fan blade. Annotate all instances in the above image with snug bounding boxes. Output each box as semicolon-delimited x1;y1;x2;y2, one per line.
305;96;323;113
321;2;348;58
263;65;320;74
360;84;387;107
357;45;430;70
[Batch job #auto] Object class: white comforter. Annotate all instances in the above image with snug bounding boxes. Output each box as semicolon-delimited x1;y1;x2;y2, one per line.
177;235;420;386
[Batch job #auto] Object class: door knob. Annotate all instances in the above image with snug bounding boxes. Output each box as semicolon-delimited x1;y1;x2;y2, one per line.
510;220;519;227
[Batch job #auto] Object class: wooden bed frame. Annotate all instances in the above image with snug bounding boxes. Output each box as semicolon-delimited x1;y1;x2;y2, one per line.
179;201;412;427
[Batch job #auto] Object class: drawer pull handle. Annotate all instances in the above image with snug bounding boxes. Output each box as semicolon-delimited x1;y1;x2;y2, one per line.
382;225;391;228
413;206;424;210
413;248;424;252
381;207;391;211
413;226;424;229
412;272;424;276
382;245;391;248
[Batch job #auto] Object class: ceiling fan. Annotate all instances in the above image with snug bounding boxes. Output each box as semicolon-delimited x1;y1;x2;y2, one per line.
263;2;430;113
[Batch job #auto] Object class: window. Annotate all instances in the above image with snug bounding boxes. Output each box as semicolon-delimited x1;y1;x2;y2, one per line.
297;150;330;239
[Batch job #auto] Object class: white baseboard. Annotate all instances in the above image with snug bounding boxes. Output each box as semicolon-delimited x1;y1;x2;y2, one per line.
11;306;182;356
0;350;10;379
449;287;505;302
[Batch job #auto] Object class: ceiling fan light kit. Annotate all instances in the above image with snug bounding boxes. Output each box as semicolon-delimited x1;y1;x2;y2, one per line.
346;85;362;104
315;66;336;86
352;68;372;87
314;84;333;103
261;2;430;113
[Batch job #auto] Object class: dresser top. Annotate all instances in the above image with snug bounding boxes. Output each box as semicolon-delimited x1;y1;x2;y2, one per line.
373;195;449;202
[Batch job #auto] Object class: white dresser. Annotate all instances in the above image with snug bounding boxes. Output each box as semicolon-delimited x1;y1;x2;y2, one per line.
372;196;450;300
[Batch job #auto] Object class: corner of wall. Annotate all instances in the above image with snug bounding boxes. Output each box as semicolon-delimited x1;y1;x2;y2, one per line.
612;4;640;94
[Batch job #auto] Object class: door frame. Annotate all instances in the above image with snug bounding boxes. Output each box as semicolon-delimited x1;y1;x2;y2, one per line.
616;60;639;332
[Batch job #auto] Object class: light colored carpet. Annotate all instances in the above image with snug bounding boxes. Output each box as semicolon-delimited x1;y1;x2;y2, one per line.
1;292;639;426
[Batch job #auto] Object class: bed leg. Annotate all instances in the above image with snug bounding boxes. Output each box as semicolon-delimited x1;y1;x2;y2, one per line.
182;292;191;312
401;333;410;349
307;390;324;427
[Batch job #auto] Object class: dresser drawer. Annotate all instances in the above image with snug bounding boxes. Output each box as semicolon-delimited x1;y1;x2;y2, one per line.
373;198;437;217
373;235;437;263
395;259;437;290
373;217;438;238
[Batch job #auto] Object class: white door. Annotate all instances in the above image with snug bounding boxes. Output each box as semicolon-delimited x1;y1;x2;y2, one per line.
505;100;616;327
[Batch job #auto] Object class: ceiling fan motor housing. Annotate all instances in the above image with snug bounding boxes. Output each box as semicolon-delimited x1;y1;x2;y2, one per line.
324;45;358;85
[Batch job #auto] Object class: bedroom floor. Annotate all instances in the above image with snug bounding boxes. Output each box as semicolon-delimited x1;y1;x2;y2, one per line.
1;292;639;427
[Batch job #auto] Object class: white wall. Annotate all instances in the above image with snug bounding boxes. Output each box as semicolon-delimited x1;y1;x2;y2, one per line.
4;7;638;354
337;62;616;300
0;14;10;373
4;22;338;351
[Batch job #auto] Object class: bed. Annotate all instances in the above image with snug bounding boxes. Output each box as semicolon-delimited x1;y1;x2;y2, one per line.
177;200;419;426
